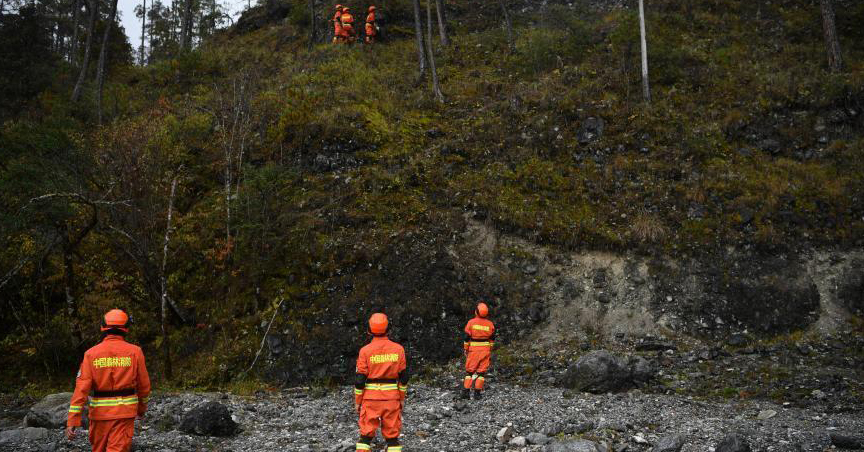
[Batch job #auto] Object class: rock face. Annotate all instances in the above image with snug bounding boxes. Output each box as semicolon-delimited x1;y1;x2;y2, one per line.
652;434;685;452
544;439;607;452
715;434;751;452
24;392;86;429
178;402;238;437
559;350;655;393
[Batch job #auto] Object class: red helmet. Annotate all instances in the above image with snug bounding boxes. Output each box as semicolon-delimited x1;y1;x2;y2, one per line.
476;302;489;318
369;5;376;11
335;4;343;9
101;309;130;332
368;313;388;335
342;6;350;12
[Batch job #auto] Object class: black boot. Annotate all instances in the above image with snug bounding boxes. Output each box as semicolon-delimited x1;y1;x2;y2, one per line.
473;389;483;400
460;388;471;399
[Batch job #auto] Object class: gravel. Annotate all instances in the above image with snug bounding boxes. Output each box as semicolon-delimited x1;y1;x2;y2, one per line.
3;381;859;452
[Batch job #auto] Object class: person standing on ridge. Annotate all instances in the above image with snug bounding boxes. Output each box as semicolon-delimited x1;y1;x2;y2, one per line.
341;6;356;44
333;4;345;43
461;302;495;400
354;313;409;452
66;309;151;452
365;5;377;44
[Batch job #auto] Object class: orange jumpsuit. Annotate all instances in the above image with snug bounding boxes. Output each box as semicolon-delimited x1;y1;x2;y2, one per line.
364;11;376;43
463;316;495;390
340;11;355;43
333;9;344;43
355;335;408;452
68;334;151;452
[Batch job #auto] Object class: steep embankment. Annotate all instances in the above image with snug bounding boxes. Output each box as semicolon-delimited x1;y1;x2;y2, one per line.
1;0;864;390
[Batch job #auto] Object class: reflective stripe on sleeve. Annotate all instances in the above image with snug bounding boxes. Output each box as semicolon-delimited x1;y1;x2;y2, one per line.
386;447;403;451
68;405;83;413
469;341;491;346
398;384;408;392
356;443;371;450
354;388;364;395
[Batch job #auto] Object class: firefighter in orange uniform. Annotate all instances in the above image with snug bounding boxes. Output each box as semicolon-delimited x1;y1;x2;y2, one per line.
461;302;495;400
340;6;356;43
332;4;344;43
354;313;408;452
364;5;377;44
66;309;151;452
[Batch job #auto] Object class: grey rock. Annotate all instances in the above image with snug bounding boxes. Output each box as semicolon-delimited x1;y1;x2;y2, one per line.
757;138;781;154
560;350;633;393
727;333;749;347
652;434;685;452
545;439;605;452
528;432;551;445
179;402;238;437
627;356;655;383
577;117;605;144
25;393;86;429
0;427;50;444
830;433;864;449
756;409;776;420
716;434;751;452
510;436;527;447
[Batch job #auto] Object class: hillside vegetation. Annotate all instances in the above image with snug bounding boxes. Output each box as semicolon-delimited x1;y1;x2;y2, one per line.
1;0;863;391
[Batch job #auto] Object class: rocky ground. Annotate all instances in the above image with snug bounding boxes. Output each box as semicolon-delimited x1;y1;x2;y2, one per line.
2;331;862;452
2;376;863;452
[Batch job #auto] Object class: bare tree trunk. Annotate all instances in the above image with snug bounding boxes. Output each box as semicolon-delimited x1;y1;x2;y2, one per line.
160;173;180;381
140;0;146;64
638;0;651;104
71;0;96;102
820;0;843;73
180;0;193;50
497;0;513;50
434;0;448;46
412;0;427;78
96;0;120;124
425;0;444;103
70;0;81;63
308;0;316;49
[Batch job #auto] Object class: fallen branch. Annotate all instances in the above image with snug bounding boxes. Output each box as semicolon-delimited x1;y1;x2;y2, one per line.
244;297;286;375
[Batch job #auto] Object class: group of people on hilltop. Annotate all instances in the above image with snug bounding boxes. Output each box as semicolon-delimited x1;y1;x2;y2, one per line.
65;303;497;452
332;3;378;44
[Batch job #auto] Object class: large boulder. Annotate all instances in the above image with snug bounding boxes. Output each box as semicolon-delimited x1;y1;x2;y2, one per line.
830;433;864;450
179;402;238;437
24;393;86;429
544;439;607;452
559;350;655;393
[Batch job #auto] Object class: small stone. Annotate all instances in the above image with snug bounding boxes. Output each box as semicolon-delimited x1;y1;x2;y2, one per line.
811;389;826;399
510;436;527;447
756;409;776;420
632;434;649;444
652;434;685;452
497;426;514;444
